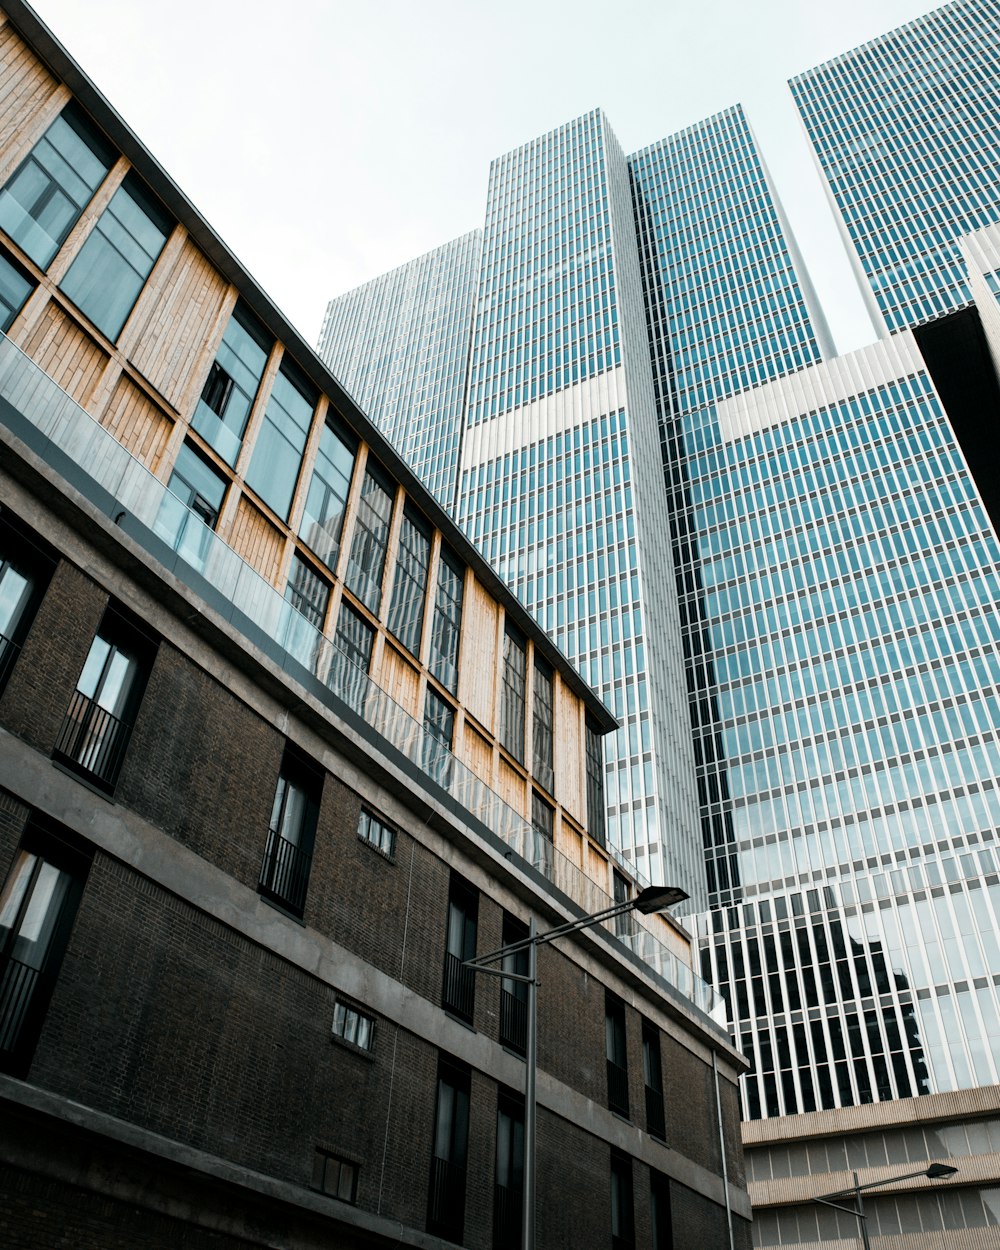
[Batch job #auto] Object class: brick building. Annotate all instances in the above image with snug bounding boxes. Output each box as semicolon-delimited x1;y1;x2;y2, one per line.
0;2;749;1247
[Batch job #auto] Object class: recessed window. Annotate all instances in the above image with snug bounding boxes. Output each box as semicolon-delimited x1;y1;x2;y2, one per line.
531;791;553;877
610;1149;635;1250
312;1149;358;1203
586;718;606;847
427;1056;471;1242
191;301;271;465
154;441;227;571
428;547;463;694
285;554;330;630
532;658;554;793
245;359;316;520
499;913;528;1055
0;513;53;694
442;874;477;1022
605;993;630;1118
0;102;114;269
53;605;156;790
258;746;322;917
330;603;374;709
332;1000;375;1052
388;507;431;656
643;1020;666;1142
613;868;631;938
345;460;394;612
423;687;454;787
358;808;396;859
500;625;526;763
299;415;357;572
60;172;171;341
0;248;34;331
494;1089;525;1250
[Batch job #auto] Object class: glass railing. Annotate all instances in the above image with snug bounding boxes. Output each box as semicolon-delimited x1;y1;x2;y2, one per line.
0;333;724;1023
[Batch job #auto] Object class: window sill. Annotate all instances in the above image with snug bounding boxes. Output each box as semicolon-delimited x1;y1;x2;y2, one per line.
258;891;306;926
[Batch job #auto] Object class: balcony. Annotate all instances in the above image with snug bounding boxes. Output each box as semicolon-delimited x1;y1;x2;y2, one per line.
645;1082;666;1141
499;986;527;1054
607;1057;630;1118
427;1155;466;1242
493;1181;522;1250
0;332;725;1025
0;955;43;1062
258;827;312;916
442;951;476;1021
53;689;131;786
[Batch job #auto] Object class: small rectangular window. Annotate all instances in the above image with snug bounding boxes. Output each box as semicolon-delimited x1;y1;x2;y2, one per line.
330;602;374;709
154;441;227;571
312;1149;358;1203
427;1056;470;1242
0;248;34;331
299;415;357;571
332;1000;375;1052
258;745;322;917
0;102;114;269
586;718;606;847
532;659;554;792
345;461;394;612
388;508;431;656
428;547;463;694
357;809;396;859
53;605;156;790
500;625;526;763
60;172;170;340
605;993;629;1118
245;359;316;519
191;301;271;465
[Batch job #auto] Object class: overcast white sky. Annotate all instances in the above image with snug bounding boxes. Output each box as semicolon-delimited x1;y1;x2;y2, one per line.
29;0;932;356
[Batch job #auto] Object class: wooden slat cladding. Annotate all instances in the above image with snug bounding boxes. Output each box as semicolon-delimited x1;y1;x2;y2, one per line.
0;19;60;172
498;758;526;819
97;375;172;472
228;495;285;587
555;678;585;827
458;576;498;729
461;722;494;790
20;300;109;407
125;236;231;412
375;644;420;720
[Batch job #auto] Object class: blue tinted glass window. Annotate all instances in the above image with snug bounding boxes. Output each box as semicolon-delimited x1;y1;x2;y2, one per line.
299;416;356;570
191;301;271;465
0;250;33;331
59;173;170;340
245;361;316;519
345;462;394;612
0;103;113;269
388;509;430;655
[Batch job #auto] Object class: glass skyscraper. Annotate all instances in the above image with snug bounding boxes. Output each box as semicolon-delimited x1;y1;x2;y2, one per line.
318;230;481;504
791;0;1000;334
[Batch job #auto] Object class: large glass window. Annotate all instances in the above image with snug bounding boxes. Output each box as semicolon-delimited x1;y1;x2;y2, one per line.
531;791;553;877
586;718;606;847
388;508;431;656
154;441;227;571
500;625;526;763
0;515;52;693
0;821;90;1077
428;547;463;694
532;659;554;793
258;745;322;917
427;1056;471;1243
345;461;394;612
0;103;113;269
442;874;477;1022
494;1090;525;1250
423;687;454;787
60;172;170;340
244;359;316;519
191;301;271;465
0;249;33;331
299;415;357;571
53;606;155;790
330;602;374;709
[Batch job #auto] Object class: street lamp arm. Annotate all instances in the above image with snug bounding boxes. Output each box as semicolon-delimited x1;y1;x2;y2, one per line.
812;1196;868;1220
818;1163;959;1201
465;898;637;969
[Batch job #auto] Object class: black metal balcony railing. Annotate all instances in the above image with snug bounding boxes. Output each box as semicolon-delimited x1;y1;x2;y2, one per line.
493;1181;523;1250
54;690;131;785
607;1058;630;1118
499;986;527;1054
258;827;312;915
0;955;42;1057
645;1084;666;1141
442;952;476;1021
0;630;20;689
427;1155;466;1243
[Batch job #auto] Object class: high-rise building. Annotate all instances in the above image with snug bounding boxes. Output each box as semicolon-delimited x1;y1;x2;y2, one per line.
318;230;481;505
791;0;1000;334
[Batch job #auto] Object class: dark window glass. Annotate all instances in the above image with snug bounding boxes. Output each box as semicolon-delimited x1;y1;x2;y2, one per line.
605;993;629;1118
423;687;454;787
532;659;554;793
191;301;271;464
610;1150;634;1250
651;1170;673;1250
613;868;631;938
330;602;373;709
60;172;170;340
0;514;53;693
53;605;155;790
0;249;33;330
586;719;606;847
332;1000;375;1052
357;808;396;859
427;1056;470;1242
388;508;430;655
0;102;113;268
531;791;553;877
154;441;227;571
442;874;477;1021
500;626;526;762
345;461;394;612
494;1090;525;1250
312;1149;358;1203
429;547;463;694
245;361;316;520
299;415;357;570
0;821;91;1077
285;554;330;630
642;1020;666;1141
258;746;321;917
499;912;529;1055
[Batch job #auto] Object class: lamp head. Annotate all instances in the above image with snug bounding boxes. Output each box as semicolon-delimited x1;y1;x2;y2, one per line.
925;1163;958;1180
634;885;689;915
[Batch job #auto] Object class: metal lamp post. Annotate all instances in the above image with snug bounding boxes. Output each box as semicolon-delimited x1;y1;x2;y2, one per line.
464;883;688;1250
811;1162;959;1249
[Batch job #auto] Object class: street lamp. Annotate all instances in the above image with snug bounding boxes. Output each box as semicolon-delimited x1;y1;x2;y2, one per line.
811;1162;959;1249
464;883;689;1250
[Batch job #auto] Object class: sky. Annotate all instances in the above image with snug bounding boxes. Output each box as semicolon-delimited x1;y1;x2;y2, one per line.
28;0;933;357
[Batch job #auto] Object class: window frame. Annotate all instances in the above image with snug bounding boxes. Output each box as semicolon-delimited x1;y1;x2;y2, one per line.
500;624;527;763
357;808;396;860
442;874;477;1022
257;745;322;918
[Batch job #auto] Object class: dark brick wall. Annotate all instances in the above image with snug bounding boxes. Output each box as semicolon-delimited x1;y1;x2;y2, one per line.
663;1032;722;1174
536;940;605;1105
0;786;30;888
0;560;106;755
536;1109;607;1249
671;1177;734;1248
116;643;282;893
